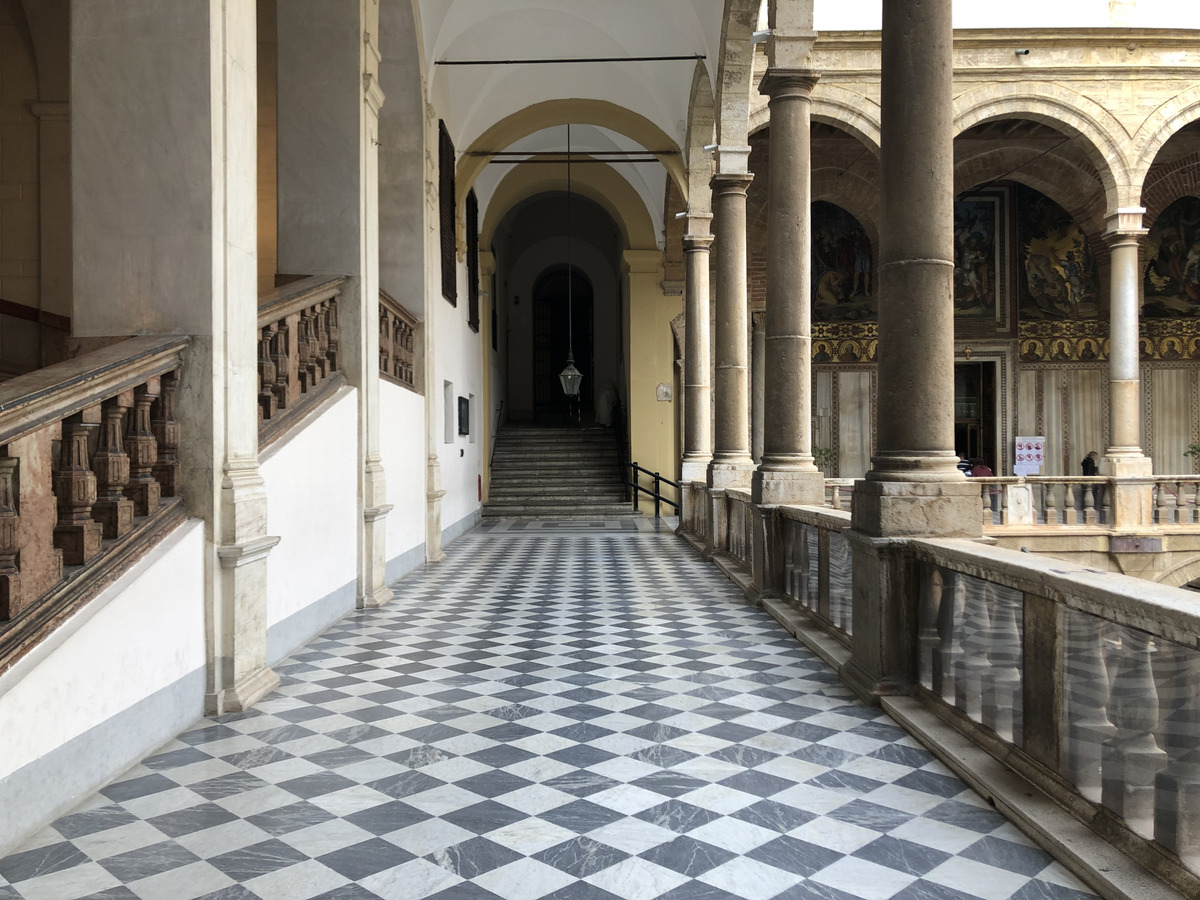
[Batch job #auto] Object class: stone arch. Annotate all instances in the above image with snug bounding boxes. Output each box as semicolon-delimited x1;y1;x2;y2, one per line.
1131;84;1200;195
1156;555;1200;590
749;86;882;157
1141;154;1200;228
953;83;1131;211
713;0;760;172
479;163;659;252
811;170;879;255
685;61;717;217
457;99;686;209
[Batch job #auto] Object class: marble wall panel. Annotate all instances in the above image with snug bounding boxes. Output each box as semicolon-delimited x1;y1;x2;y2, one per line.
838;370;872;479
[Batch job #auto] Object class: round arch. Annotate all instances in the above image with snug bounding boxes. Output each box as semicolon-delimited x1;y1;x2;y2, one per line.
457;99;687;207
1132;84;1200;196
953;83;1131;211
479;162;660;252
1156;555;1200;590
748;86;883;157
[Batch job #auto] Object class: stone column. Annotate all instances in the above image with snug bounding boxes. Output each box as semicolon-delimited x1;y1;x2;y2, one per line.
1104;209;1153;527
751;312;765;464
752;68;824;507
845;0;978;704
708;174;755;488
72;0;278;714
681;219;714;483
277;0;392;607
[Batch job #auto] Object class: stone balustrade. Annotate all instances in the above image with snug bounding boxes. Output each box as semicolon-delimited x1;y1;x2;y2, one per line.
909;540;1200;877
726;490;752;570
780;507;854;638
257;275;346;445
0;336;188;670
379;289;419;392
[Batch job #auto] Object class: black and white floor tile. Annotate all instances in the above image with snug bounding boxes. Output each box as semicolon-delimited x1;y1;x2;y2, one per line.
0;525;1098;900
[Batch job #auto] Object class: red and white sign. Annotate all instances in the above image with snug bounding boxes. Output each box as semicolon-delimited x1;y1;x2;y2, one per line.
1014;436;1046;476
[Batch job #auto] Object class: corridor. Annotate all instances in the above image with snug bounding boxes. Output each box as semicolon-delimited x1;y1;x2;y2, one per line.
0;521;1097;900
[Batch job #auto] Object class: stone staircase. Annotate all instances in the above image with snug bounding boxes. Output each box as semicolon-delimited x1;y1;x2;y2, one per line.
484;424;633;518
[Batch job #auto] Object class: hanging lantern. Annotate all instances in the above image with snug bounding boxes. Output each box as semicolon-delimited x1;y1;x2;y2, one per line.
559;353;583;396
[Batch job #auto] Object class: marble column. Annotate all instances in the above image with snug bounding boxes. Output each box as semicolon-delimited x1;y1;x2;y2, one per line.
752;69;824;507
72;0;278;714
707;174;756;490
845;0;977;705
681;220;715;483
852;0;978;539
277;0;393;607
752;312;765;464
1104;209;1153;527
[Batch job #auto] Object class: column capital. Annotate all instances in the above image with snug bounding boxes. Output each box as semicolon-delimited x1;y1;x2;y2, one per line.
759;67;821;100
710;172;754;196
683;233;715;252
1105;206;1148;240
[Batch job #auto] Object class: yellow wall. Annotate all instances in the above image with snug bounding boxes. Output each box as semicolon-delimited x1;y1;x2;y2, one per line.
625;250;681;509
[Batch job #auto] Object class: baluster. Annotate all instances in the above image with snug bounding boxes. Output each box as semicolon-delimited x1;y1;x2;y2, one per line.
980;483;990;527
1174;479;1187;524
1064;611;1115;802
918;566;944;693
981;583;1023;744
297;311;314;393
272;320;291;409
313;302;330;378
1083;480;1098;525
1156;479;1173;524
92;397;134;538
394;315;404;380
938;572;967;705
1100;481;1112;525
0;454;22;620
325;299;339;372
1043;481;1058;525
830;483;840;510
1102;627;1167;838
1000;484;1011;525
152;372;181;497
259;324;278;421
1063;481;1078;525
1153;640;1200;869
378;308;390;375
124;385;160;516
53;414;103;565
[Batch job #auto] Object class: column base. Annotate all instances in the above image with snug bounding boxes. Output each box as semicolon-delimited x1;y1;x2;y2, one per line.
1104;453;1153;529
751;466;824;506
708;458;754;491
680;456;711;484
205;663;279;716
851;479;982;539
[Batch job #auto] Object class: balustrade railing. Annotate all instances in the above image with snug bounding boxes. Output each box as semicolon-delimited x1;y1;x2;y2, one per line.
0;336;189;671
379;288;418;392
911;542;1200;876
726;490;751;570
258;275;346;445
781;507;854;639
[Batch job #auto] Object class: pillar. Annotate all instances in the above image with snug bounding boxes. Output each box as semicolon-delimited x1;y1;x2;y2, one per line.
1103;209;1153;527
277;0;392;607
707;174;755;490
72;0;278;713
752;65;823;507
752;312;765;464
845;0;978;704
681;218;714;483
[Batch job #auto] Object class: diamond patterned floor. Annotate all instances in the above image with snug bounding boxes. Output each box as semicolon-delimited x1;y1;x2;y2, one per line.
0;522;1098;900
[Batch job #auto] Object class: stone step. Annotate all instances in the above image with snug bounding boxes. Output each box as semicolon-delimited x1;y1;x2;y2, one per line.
481;501;636;518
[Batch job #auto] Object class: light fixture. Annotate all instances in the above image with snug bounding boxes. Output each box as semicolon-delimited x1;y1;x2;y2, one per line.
558;123;584;401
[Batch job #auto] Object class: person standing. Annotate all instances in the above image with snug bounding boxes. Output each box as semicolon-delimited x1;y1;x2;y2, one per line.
1081;450;1099;476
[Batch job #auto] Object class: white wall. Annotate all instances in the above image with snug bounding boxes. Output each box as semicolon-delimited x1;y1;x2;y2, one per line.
433;265;486;538
381;378;428;576
0;520;206;856
261;388;359;662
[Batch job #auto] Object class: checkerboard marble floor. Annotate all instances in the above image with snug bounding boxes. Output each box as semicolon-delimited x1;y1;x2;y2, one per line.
0;524;1099;900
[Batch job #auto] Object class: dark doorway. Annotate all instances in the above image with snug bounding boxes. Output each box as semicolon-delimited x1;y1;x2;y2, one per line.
954;362;997;468
533;268;594;421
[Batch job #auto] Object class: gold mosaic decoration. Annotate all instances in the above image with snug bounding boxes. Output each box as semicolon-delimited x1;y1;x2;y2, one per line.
812;321;878;364
1018;318;1200;362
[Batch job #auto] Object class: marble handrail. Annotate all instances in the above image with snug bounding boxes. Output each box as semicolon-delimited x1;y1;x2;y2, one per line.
378;289;418;391
0;337;188;654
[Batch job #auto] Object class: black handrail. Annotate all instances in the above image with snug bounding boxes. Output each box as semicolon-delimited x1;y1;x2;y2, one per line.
626;461;680;517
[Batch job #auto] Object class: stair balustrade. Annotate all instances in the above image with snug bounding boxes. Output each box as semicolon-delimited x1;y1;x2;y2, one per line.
0;336;189;674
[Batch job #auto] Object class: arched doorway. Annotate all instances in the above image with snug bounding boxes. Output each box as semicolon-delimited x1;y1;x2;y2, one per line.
532;267;594;421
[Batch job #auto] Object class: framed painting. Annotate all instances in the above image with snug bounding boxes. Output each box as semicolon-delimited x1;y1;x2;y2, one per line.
954;188;1010;331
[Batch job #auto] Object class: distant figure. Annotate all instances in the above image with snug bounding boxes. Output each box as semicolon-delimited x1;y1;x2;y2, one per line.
1081;450;1099;476
969;458;994;478
596;382;619;427
957;456;973;474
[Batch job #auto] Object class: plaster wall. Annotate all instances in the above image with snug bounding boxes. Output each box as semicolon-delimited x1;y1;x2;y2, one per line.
626;252;681;493
0;520;206;856
381;378;428;578
433;268;485;539
261;388;359;663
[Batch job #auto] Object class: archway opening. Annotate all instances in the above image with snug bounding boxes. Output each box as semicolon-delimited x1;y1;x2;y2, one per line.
532;267;594;422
